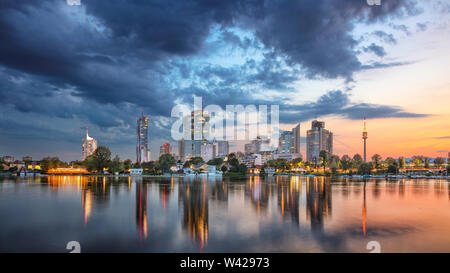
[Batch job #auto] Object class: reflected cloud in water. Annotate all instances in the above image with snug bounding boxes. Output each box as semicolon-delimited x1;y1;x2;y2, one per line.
1;176;450;252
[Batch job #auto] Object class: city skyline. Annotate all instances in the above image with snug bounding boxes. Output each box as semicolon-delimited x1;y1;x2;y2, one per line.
0;1;449;162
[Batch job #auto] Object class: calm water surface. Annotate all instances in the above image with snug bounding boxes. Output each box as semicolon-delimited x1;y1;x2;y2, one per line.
1;175;450;253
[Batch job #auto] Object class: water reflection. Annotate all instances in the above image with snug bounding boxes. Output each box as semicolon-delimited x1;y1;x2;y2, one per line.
306;178;332;233
1;176;450;252
179;180;208;250
136;180;148;241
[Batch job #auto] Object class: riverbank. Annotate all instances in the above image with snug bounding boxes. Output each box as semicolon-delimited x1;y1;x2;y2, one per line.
2;172;448;180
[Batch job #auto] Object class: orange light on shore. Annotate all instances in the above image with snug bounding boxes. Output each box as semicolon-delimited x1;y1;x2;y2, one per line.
47;168;89;174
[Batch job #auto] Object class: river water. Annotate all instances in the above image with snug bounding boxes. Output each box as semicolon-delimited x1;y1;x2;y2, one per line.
1;175;449;253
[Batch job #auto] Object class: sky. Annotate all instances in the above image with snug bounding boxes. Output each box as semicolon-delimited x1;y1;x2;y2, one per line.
0;0;449;162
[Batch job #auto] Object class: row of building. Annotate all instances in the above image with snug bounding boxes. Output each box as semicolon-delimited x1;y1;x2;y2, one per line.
80;110;334;165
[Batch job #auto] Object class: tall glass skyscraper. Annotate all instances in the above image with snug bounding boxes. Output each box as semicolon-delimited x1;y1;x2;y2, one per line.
137;112;150;163
278;123;301;154
306;120;333;163
178;110;210;161
82;127;97;160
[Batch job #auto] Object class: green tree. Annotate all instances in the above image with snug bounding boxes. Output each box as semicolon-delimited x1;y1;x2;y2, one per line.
82;155;97;172
40;157;67;172
292;157;303;167
190;156;204;166
319;150;329;172
183;160;191;168
221;165;228;173
340;155;352;171
385;157;396;166
387;159;399;174
159;154;176;173
109;155;124;174
264;159;290;171
371;154;382;169
352;154;363;168
207;157;224;166
358;162;373;175
123;159;132;171
70;160;83;168
141;161;156;171
229;158;240;172
329;159;339;174
238;163;248;175
93;146;112;172
40;158;50;172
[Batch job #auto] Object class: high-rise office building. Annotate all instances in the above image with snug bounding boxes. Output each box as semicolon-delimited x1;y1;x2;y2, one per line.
278;123;301;154
306;120;333;163
82;127;98;160
216;141;229;157
179;110;210;161
245;136;271;155
137;112;150;163
160;143;171;157
293;123;301;154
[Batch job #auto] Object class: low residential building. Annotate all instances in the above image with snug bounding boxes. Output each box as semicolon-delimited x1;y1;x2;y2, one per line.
1;156;14;163
10;160;25;170
130;169;143;175
240;154;263;168
23;156;33;162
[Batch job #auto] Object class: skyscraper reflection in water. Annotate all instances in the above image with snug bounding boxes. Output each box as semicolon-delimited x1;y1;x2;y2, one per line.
306;177;332;233
246;176;270;215
179;179;208;250
135;179;148;241
277;176;301;225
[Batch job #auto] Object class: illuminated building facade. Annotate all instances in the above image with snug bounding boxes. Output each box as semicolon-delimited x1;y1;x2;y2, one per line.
137;112;151;163
178;110;210;161
245;136;271;155
306;120;333;163
159;143;171;158
82;127;98;160
216;141;229;157
278;123;300;154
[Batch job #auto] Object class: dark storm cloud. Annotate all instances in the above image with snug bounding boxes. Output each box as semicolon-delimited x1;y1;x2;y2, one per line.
389;23;412;35
246;0;419;80
372;30;397;44
363;43;387;57
170;87;428;124
0;0;425;152
279;90;428;123
193;57;299;91
360;61;413;70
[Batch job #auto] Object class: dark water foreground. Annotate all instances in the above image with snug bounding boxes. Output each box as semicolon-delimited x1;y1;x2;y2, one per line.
1;175;450;253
